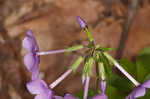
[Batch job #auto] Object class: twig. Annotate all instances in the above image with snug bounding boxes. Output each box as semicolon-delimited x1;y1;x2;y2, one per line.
115;0;141;59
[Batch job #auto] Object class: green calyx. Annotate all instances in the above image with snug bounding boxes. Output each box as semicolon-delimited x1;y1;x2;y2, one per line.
69;57;84;72
96;44;114;52
103;52;117;65
66;45;84;52
99;62;106;80
84;28;94;42
83;57;94;76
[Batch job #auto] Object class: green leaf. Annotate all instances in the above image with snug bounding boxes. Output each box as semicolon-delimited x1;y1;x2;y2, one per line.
139;46;150;56
107;74;134;93
119;58;136;78
144;73;150;81
106;84;125;99
136;55;150;82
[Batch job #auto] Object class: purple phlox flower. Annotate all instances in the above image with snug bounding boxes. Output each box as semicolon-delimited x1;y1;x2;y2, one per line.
77;16;87;29
22;30;40;80
90;80;108;99
26;78;53;99
22;30;69;80
126;79;150;99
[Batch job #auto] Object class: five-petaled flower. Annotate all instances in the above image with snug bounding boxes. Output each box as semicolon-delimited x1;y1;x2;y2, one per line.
27;78;53;99
23;30;40;80
126;79;150;99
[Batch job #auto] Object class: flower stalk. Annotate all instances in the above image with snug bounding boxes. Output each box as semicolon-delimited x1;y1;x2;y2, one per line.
49;69;72;89
37;45;84;56
83;75;90;99
103;52;140;86
50;57;83;89
37;49;67;56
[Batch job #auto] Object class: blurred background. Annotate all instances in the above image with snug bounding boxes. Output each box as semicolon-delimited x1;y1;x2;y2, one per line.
0;0;150;99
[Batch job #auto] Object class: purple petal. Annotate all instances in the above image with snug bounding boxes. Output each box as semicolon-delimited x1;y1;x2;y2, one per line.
76;16;87;29
27;30;39;52
126;94;134;99
134;87;146;98
54;96;63;99
27;30;34;36
22;30;39;52
22;36;34;52
142;79;150;88
89;93;108;99
34;91;53;99
126;86;146;99
64;94;79;99
31;63;39;80
24;53;36;71
26;79;50;95
35;94;43;99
